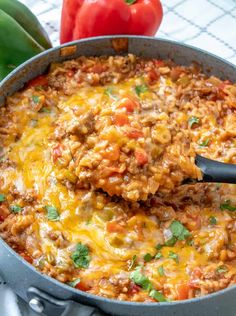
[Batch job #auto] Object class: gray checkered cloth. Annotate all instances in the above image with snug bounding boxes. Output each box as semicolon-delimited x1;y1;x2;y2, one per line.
21;0;236;65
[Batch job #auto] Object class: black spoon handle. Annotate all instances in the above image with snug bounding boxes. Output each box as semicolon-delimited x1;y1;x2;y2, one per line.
195;154;236;183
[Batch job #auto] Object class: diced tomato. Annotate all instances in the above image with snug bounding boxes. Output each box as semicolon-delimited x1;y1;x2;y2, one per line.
128;282;140;295
106;221;125;233
102;145;120;161
135;149;148;166
147;69;160;84
153;59;165;67
176;283;190;300
113;113;129;126
27;75;48;88
189;267;202;289
67;70;74;78
0;205;9;222
186;214;201;231
52;144;63;163
125;129;143;139
117;97;139;113
75;281;91;291
20;251;33;264
90;64;107;74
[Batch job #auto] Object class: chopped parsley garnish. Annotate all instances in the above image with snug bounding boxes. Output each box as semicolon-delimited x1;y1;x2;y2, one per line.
45;205;60;221
149;289;169;302
199;138;210;147
209;216;217;225
158;265;165;277
10;205;22;213
165;220;191;246
155;252;163;260
168;251;179;264
130;268;169;302
71;243;90;269
220;200;236;212
165;236;177;247
104;87;117;100
216;265;228;274
130;269;152;291
32;95;40;104
188;116;199;128
156;243;163;250
0;194;6;202
170;220;191;241
128;255;137;271
68;278;81;288
135;84;148;96
144;253;153;262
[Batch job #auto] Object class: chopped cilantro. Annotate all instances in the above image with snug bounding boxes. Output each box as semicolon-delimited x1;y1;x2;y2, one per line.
158;265;165;277
10;205;22;213
149;289;168;302
130;269;152;291
45;205;60;221
156;243;163;250
104;87;117;100
0;194;5;202
135;84;148;96
143;253;153;262
220;200;236;212
155;252;163;260
68;278;81;288
216;265;228;274
170;220;191;241
188;116;199;128
32;95;40;104
168;251;179;264
199;138;210;147
71;243;90;269
209;216;217;225
128;255;137;271
165;236;177;247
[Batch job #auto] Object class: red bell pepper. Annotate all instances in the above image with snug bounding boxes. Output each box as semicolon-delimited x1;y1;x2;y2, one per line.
60;0;163;44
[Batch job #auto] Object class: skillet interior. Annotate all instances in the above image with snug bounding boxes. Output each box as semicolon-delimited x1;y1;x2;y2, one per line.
0;36;236;316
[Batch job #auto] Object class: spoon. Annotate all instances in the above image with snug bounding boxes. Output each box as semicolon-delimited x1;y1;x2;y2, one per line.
195;154;236;184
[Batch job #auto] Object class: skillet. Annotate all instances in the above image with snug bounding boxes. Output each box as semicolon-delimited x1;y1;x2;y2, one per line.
0;36;236;316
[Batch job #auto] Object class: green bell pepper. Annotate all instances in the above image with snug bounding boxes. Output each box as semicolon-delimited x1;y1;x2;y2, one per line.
0;0;52;81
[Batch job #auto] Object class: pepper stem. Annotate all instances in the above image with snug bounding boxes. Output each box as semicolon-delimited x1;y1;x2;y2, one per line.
125;0;136;5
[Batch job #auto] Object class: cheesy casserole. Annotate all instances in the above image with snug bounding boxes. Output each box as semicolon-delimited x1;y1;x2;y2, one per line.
0;55;236;302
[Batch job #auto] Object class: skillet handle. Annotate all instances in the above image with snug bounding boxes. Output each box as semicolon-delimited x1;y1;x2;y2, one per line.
195;154;236;183
27;287;107;316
